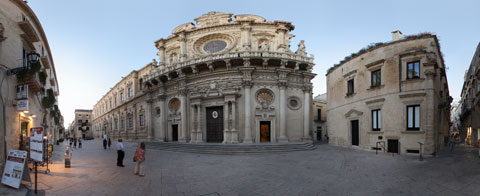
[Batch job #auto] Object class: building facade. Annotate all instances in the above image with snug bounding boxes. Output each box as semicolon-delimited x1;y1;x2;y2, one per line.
457;42;480;146
0;0;62;165
93;12;316;143
326;31;451;156
312;93;327;141
69;109;93;139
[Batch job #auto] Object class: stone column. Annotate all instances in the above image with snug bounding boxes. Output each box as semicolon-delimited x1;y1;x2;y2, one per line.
179;33;187;61
179;90;188;142
424;66;436;155
231;100;238;143
158;95;167;141
240;22;252;50
243;82;253;143
146;99;153;140
303;86;312;142
196;105;202;142
156;40;166;66
190;104;196;143
223;101;230;144
278;83;288;142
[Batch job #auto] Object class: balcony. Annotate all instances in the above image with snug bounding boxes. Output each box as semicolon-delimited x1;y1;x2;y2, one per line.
40;56;50;69
17;21;39;43
144;50;314;82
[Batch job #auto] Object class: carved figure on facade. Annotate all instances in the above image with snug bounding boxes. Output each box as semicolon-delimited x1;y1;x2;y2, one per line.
258;39;269;51
296;40;307;56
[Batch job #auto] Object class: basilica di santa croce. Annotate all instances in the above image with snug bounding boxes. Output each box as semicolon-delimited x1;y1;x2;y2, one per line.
92;12;316;144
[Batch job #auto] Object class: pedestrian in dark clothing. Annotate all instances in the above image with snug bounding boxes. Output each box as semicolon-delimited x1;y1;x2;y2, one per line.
73;138;77;149
78;138;82;148
117;139;125;167
69;138;72;148
103;134;107;150
108;138;111;149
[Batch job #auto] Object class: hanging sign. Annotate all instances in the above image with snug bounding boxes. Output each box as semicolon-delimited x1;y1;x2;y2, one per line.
16;100;28;111
1;149;27;189
30;127;44;162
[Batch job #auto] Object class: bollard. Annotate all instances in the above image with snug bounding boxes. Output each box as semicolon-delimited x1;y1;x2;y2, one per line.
65;146;72;168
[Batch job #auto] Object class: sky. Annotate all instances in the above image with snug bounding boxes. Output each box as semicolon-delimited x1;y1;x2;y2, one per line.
26;0;480;127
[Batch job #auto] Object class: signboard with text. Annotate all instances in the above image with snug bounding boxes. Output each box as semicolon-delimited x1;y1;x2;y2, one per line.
29;127;44;162
16;99;28;111
1;150;27;189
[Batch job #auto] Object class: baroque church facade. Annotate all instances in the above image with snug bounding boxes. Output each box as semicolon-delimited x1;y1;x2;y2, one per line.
92;12;316;143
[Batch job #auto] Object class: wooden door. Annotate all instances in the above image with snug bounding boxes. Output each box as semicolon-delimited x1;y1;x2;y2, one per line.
172;124;178;141
260;121;270;142
351;120;359;146
316;126;322;141
206;106;223;142
388;139;399;153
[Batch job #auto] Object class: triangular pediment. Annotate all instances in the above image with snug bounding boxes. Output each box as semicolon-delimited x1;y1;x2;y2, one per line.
344;109;363;118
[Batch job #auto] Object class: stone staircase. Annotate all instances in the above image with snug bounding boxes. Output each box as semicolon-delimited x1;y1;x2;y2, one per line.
144;141;316;155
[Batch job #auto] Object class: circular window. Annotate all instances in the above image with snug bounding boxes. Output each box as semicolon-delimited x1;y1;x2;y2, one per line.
287;96;302;110
256;89;274;105
168;98;181;112
203;40;227;53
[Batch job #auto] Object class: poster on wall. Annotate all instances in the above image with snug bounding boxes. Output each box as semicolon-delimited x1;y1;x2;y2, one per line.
1;150;27;189
30;127;44;162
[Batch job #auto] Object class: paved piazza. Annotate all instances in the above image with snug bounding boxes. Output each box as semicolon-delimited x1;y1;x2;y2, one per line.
1;140;479;196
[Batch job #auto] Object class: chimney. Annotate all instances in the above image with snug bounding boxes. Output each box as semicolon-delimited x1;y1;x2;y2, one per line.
392;30;402;41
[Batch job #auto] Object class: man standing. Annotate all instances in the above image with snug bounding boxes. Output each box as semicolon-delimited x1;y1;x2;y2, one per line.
117;139;125;167
103;133;107;149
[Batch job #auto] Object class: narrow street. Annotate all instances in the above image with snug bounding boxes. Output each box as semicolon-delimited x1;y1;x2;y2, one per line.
0;140;479;196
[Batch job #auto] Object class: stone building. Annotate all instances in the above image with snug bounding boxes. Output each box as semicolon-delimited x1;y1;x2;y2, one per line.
326;31;451;156
0;0;62;164
93;12;316;143
69;109;93;139
312;93;327;141
457;42;480;146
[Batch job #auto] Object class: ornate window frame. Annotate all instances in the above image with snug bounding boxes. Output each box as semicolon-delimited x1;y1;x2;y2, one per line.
287;96;302;110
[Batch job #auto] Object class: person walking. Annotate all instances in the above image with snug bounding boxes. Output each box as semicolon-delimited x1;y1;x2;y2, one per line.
134;142;146;176
449;134;455;152
69;137;72;148
73;138;77;149
108;138;112;149
117;139;125;167
103;134;107;150
78;138;82;148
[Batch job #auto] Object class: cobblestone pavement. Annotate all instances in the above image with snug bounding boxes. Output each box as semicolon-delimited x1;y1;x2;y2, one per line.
1;140;479;196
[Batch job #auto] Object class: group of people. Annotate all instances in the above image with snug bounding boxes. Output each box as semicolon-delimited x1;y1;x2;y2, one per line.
67;137;82;149
102;134;146;176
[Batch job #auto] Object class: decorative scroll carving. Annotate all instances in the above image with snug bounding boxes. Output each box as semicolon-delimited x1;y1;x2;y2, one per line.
194;11;233;28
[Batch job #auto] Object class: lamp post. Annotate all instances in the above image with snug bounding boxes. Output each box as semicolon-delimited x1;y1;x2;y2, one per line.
27;51;40;66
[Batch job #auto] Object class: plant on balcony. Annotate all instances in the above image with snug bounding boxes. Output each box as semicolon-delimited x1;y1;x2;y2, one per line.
16;61;42;83
38;71;47;86
49;105;61;126
41;88;56;109
39;87;45;95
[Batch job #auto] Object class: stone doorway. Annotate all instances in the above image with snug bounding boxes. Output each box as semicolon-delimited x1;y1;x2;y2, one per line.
351;120;359;146
260;121;271;142
206;106;223;143
172;124;178;141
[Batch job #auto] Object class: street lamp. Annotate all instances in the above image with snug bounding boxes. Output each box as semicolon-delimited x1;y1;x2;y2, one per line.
27;51;40;66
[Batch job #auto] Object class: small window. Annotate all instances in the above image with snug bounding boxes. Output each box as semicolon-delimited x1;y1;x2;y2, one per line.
371;69;381;87
407;105;420;130
139;114;144;126
347;79;354;95
120;92;124;102
128;87;133;97
407;61;420;79
78;127;81;130
86;127;89;130
372;109;381;131
78;120;82;124
317;108;321;121
128;114;133;128
139;79;143;90
120;119;124;129
85;120;88;123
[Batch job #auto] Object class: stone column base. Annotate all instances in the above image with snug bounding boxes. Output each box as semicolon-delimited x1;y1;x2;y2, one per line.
190;131;196;143
278;136;289;143
179;137;187;142
302;137;313;143
230;129;239;144
196;130;202;143
243;137;253;144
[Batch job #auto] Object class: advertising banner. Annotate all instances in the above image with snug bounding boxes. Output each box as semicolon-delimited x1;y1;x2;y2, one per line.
30;127;44;162
1;150;27;189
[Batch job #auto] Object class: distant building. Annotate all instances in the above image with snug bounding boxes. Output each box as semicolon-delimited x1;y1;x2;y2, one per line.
312;93;327;141
71;109;93;139
458;42;480;146
326;31;451;156
0;0;62;165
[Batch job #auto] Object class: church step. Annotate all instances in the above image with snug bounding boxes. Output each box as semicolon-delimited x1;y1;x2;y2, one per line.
144;142;315;154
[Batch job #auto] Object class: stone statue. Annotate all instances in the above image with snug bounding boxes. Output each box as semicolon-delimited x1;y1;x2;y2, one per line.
296;40;307;56
151;59;158;66
259;40;269;51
